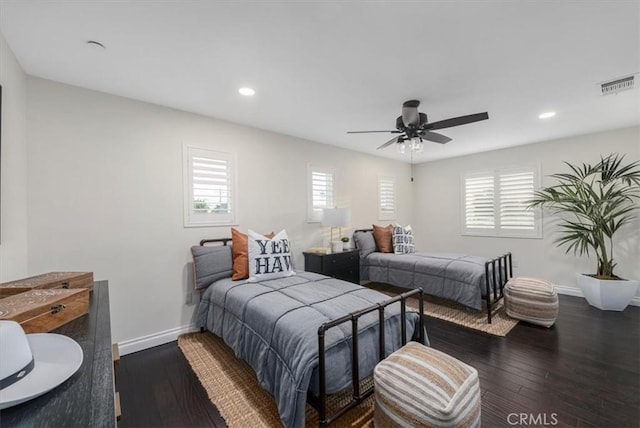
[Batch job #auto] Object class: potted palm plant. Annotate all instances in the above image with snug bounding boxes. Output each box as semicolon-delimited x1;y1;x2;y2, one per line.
529;153;640;311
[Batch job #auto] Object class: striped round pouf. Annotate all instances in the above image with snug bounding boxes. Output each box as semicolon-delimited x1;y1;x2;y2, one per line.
504;277;559;327
373;341;481;428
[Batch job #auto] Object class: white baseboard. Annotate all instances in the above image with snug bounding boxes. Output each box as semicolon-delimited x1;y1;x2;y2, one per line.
555;284;640;307
553;285;585;298
117;285;640;356
118;324;199;356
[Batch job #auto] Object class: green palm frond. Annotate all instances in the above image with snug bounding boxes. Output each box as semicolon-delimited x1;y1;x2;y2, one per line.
529;153;640;278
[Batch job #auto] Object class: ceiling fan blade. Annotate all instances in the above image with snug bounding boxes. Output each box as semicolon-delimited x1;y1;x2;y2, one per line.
419;130;452;144
425;112;489;130
347;130;401;134
377;136;400;150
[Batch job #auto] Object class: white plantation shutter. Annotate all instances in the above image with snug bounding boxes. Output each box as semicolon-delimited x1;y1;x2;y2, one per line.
464;174;495;230
499;170;536;231
192;157;231;213
184;145;237;227
308;166;335;222
378;176;396;220
462;166;541;238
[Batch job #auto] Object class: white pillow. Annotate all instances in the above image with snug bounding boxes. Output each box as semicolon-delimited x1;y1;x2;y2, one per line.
393;224;415;254
247;229;295;282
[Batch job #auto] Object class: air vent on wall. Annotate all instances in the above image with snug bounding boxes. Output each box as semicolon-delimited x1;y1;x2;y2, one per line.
601;75;634;95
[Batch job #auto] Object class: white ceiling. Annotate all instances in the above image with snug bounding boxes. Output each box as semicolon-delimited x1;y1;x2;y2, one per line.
1;0;638;163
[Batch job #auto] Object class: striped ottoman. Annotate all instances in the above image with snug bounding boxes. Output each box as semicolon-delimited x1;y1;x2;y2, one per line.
373;341;481;428
504;277;559;327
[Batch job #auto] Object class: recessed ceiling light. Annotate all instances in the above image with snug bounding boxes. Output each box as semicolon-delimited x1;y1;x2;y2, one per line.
86;40;106;50
538;111;556;119
238;87;255;96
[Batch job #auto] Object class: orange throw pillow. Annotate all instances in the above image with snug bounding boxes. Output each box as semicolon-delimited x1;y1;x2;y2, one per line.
372;224;394;253
231;228;275;280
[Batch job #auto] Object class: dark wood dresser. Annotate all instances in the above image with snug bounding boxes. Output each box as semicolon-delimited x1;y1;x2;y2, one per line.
0;281;116;427
303;249;360;284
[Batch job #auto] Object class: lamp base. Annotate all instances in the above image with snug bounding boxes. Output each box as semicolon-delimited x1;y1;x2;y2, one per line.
331;241;344;253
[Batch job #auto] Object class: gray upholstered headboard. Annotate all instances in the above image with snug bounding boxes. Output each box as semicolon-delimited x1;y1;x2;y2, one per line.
353;229;375;252
352;229;377;281
191;238;233;290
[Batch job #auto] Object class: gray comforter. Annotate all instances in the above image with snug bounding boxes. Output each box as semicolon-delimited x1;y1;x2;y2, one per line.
364;252;489;310
196;271;423;428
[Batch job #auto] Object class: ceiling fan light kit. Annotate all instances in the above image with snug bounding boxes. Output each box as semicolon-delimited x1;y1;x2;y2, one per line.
348;99;489;154
396;138;423;154
397;141;406;154
410;137;424;153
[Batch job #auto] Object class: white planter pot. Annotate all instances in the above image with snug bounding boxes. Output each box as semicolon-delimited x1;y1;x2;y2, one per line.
577;274;639;311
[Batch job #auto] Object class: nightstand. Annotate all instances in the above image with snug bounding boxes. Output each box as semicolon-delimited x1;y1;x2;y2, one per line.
303;249;360;284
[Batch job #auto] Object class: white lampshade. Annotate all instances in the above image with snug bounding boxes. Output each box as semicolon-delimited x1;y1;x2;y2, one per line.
321;207;351;228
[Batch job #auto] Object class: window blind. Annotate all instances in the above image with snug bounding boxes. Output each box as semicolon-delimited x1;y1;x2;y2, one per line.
499;171;536;231
192;156;232;214
464;174;495;230
378;176;396;220
184;146;237;227
462;166;540;238
308;167;335;222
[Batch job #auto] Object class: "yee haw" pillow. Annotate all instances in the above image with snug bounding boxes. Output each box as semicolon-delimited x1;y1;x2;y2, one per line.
247;229;295;282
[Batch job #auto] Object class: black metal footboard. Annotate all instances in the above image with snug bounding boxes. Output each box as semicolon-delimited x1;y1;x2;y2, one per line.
484;252;513;323
308;288;426;427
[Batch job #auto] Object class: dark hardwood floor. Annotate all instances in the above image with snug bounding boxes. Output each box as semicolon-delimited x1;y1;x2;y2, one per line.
116;295;639;427
116;339;225;428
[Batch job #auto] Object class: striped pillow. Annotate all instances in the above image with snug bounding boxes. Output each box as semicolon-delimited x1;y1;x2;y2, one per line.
374;341;481;428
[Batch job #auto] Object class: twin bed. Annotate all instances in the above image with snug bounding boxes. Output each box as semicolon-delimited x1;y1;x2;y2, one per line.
192;238;426;428
191;232;511;427
354;229;512;323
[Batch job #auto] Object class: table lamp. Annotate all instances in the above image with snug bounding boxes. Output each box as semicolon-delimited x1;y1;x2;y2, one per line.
321;208;351;252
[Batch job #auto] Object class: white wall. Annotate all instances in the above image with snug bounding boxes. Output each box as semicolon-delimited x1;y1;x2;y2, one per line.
413;126;640;296
18;71;640;348
0;31;28;281
26;77;413;345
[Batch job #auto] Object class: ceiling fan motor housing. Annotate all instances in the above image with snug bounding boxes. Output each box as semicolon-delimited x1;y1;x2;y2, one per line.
396;112;429;138
402;100;420;108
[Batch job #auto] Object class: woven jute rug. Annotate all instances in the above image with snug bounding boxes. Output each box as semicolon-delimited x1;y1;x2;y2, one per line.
366;282;518;337
178;332;374;428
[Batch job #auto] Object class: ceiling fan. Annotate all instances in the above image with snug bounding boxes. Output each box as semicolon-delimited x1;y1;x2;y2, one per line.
347;100;489;153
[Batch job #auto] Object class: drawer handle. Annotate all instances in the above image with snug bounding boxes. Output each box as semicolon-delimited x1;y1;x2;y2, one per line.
61;282;70;289
51;304;67;314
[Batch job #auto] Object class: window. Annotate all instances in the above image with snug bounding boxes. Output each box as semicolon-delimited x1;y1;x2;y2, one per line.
308;165;335;222
462;166;541;238
183;145;237;227
378;176;396;220
463;173;495;230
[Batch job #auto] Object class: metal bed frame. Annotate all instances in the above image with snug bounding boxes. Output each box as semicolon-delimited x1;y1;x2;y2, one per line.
485;252;513;323
309;288;425;427
354;229;513;324
200;238;232;246
198;237;426;427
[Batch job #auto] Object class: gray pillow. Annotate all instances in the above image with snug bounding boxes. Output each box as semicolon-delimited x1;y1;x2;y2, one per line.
354;230;377;259
191;245;233;290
